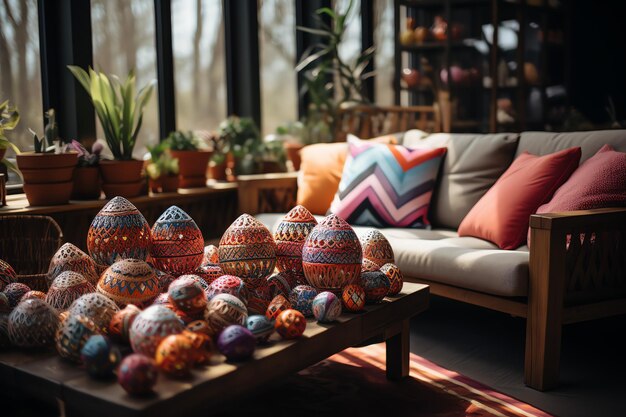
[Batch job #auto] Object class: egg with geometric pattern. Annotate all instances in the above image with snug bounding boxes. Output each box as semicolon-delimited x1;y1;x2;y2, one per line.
380;263;404;296
129;304;185;357
8;298;59;348
274;205;317;276
274;309;306;339
341;284;366;312
47;243;99;287
312;291;342;323
360;271;390;304
97;259;160;308
118;353;158;395
80;334;121;378
359;229;394;267
45;271;95;311
0;259;17;292
203;293;248;335
167;275;207;316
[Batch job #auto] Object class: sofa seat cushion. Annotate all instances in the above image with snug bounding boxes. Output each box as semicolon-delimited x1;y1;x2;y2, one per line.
255;213;528;297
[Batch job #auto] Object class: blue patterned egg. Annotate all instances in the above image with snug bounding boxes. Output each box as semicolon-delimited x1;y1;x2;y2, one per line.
217;324;256;361
129;304;185;357
360;271;390;304
288;285;318;317
56;314;100;362
81;334;121;378
168;275;207;316
312;291;342;323
245;314;274;343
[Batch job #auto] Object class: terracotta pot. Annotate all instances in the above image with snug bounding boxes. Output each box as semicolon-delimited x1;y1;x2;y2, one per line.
102;180;144;199
149;175;178;193
16;153;78;206
99;159;144;184
208;161;227;181
23;181;73;206
16;153;77;170
170;150;212;177
284;143;304;171
72;166;101;200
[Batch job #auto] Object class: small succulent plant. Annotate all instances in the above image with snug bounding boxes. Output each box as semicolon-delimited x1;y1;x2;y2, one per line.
30;108;63;153
71;140;103;167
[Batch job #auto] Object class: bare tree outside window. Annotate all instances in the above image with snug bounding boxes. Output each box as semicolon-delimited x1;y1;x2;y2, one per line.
374;0;394;105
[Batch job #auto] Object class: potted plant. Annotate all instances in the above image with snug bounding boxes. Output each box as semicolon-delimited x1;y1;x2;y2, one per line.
0;100;21;177
146;142;179;193
258;140;288;174
216;116;263;176
67;66;155;198
163;130;211;188
70;140;103;200
270;121;306;170
16;109;78;206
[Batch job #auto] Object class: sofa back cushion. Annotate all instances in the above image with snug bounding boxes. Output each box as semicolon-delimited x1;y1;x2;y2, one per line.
403;132;519;229
516;130;626;162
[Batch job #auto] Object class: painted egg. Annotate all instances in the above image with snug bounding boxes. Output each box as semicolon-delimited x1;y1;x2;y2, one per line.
302;214;362;294
3;282;31;308
265;294;292;321
155;269;176;292
288;285;318;317
47;243;99;287
68;293;120;333
129;304;185;357
108;304;141;343
217;324;256;361
8;298;59;347
181;329;212;365
168;275;207;316
0;259;17;291
87;197;151;268
275;309;306;339
21;290;46;301
360;230;395;267
0;293;10;314
46;271;95;311
247;282;272;316
118;353;158;395
342;284;366;312
362;258;381;273
56;314;100;362
193;264;223;286
360;271;390;304
207;275;248;304
186;320;213;337
150;206;204;276
267;272;299;298
97;259;160;308
0;314;10;347
218;214;277;289
312;291;342;323
274;205;318;276
152;293;171;306
203;244;219;265
380;263;404;296
81;335;121;378
155;333;195;376
246;314;274;343
204;293;248;335
178;274;211;299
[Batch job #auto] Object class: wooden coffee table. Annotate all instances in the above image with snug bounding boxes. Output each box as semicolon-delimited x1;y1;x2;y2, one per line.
0;282;428;417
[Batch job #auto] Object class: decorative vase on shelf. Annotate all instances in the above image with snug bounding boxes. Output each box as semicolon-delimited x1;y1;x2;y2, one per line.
401;68;421;88
400;17;416;45
414;26;428;44
431;16;448;41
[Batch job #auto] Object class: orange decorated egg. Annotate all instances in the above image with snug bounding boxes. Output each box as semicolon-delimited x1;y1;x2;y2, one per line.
380;263;404;296
108;304;141;343
47;243;99;287
342;284;366;312
360;230;394;267
46;271;95;311
274;205;317;276
155;333;195;376
265;294;291;321
275;309;306;339
97;259;160;308
0;259;17;291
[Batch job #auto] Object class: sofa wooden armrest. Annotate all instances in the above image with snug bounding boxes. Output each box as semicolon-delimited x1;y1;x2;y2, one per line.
237;172;298;215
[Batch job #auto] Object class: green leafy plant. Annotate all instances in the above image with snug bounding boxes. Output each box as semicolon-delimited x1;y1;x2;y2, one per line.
146;142;179;180
67;66;155;160
217;116;261;158
29;108;62;153
0;100;21;174
163;130;202;151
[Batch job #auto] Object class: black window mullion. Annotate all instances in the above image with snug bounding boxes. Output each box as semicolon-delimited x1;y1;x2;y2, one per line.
360;0;374;103
154;0;177;140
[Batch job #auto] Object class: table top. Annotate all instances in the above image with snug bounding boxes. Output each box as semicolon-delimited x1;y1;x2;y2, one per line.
0;282;429;417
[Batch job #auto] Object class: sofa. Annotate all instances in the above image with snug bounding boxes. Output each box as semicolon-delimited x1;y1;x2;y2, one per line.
237;129;626;391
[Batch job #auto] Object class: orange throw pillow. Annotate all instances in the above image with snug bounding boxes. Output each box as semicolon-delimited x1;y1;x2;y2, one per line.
458;147;581;250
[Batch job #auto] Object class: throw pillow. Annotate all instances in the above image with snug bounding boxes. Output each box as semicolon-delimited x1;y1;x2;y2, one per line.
328;139;447;228
458;146;581;250
296;134;398;215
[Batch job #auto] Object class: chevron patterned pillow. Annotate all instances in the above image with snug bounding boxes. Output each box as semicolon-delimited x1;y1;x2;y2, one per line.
329;139;446;228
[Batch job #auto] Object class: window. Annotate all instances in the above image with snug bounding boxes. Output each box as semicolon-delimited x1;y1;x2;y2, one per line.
172;0;226;133
374;0;394;105
91;0;159;159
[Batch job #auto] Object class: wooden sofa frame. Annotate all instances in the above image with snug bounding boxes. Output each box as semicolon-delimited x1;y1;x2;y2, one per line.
237;173;626;391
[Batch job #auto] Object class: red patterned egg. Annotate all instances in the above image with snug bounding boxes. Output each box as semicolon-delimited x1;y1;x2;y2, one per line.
274;205;317;276
21;290;46;301
155;269;176;292
150;206;204;276
247;281;272;316
275;309;306;339
178;274;211;299
360;271;390;304
194;264;223;286
361;257;381;272
360;230;395;267
267;272;299;298
265;294;292;321
46;271;95;311
118;353;158;395
206;275;248;304
155;333;195;376
168;275;207;316
218;214;276;289
0;259;17;291
152;292;171;306
8;298;59;347
203;293;248;335
342;284;366;312
181;329;212;365
302;214;362;294
47;243;99;287
129;304;185;357
380;263;404;296
108;304;141;343
87;197;151;268
3;282;31;308
68;292;119;334
97;259;160;308
56;314;100;362
186;320;213;337
203;244;219;265
288;285;318;317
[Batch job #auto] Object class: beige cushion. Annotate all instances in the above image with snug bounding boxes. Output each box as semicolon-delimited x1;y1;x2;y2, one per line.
516;130;626;162
404;132;520;229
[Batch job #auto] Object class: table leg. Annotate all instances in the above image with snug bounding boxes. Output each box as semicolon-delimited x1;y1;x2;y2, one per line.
386;319;410;380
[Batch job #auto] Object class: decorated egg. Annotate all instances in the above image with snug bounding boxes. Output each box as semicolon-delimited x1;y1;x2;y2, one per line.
87;197;151;267
47;243;99;287
8;298;59;347
129;304;185;357
0;314;10;347
203;244;219;265
118;353;158;395
0;293;10;314
150;206;204;276
288;285;318;317
275;309;306;339
204;293;248;335
69;292;120;334
360;230;395;267
362;258;381;273
56;314;100;362
152;293;171;306
168;275;207;316
207;275;248;304
3;282;31;308
247;282;272;316
218;214;277;289
360;271;390;304
108;304;141;343
21;290;46;301
193;264;223;286
181;329;212;365
274;205;318;275
217;324;256;361
312;291;342;323
265;294;292;321
0;259;17;291
342;284;366;312
81;335;121;378
380;263;404;296
155;333;195;376
155;269;176;292
178;274;211;299
97;259;160;308
267;272;299;298
186;320;212;337
246;315;274;343
302;214;362;294
46;271;95;311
